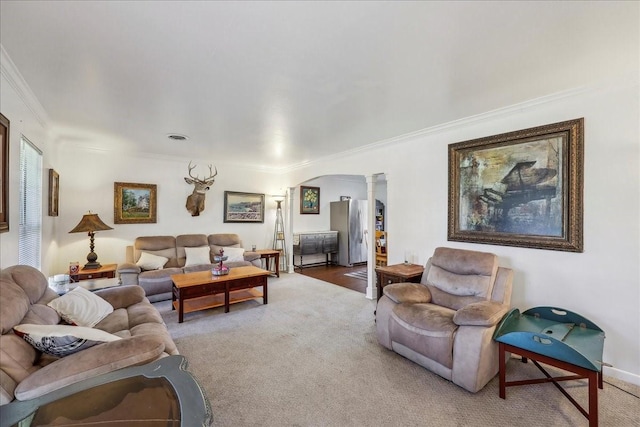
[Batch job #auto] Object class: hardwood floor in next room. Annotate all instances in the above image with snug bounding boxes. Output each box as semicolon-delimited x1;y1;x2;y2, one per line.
297;264;368;294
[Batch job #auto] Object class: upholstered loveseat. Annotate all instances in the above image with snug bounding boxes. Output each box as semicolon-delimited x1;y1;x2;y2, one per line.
117;233;261;302
376;247;513;393
0;265;178;405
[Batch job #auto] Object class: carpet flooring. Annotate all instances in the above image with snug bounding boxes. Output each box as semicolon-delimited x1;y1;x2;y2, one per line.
158;273;639;427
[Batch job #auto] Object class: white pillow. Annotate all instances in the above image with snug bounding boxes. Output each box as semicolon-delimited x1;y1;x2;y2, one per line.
13;324;121;357
184;246;211;267
223;247;245;262
136;251;168;270
47;287;114;327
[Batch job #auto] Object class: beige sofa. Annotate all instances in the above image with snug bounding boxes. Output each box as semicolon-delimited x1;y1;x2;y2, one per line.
117;233;261;302
0;265;178;405
376;247;513;393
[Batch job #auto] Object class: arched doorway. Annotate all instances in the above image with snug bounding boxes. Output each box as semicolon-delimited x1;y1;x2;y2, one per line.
285;173;387;300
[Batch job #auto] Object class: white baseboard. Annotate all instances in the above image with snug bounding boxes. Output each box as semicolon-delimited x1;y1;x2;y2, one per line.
605;367;640;387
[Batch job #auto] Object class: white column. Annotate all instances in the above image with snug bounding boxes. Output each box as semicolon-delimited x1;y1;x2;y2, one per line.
286;186;295;274
365;175;377;300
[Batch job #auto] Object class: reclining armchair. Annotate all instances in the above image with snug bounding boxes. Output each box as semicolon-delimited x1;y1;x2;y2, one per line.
376;247;513;392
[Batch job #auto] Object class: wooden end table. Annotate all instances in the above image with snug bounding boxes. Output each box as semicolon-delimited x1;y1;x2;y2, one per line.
375;263;424;301
171;266;270;323
254;249;280;277
71;263;117;282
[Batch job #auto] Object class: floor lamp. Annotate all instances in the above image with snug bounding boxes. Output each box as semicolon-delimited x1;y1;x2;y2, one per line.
272;195;287;272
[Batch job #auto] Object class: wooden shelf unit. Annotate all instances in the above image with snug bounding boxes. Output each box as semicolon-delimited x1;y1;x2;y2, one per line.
375;231;387;266
171;288;263;314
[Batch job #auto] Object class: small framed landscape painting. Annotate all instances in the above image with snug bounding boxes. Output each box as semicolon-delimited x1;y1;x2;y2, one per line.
114;182;157;224
300;186;320;214
223;191;265;223
448;118;584;252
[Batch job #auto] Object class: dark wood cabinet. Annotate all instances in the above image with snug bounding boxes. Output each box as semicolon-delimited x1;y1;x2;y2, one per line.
293;231;338;269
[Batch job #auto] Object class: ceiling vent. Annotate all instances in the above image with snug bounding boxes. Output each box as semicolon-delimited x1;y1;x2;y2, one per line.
167;134;189;141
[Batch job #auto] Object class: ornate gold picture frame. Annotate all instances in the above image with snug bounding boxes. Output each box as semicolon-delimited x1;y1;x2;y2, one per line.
48;169;59;216
114;182;157;224
0;113;8;233
448;118;584;252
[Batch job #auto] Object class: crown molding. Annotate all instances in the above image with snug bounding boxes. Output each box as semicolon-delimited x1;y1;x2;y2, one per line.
0;44;50;128
280;81;632;174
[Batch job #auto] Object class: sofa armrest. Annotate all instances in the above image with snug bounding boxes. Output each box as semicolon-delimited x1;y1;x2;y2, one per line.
117;263;141;286
453;301;509;327
94;285;146;310
383;283;431;304
14;335;165;401
117;262;140;274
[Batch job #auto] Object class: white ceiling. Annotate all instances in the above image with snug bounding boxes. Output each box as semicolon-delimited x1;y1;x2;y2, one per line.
1;1;637;171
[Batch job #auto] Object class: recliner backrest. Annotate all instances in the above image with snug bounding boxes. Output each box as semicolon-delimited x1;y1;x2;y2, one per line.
208;234;243;255
133;236;179;268
421;247;498;310
176;234;210;266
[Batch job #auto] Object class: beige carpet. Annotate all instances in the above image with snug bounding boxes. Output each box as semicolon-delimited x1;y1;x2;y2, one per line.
157;273;639;427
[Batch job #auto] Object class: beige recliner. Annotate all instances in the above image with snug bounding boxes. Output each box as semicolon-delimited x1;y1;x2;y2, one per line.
376;247;513;392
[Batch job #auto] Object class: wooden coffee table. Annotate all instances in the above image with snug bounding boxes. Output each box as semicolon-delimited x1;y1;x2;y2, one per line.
171;266;270;323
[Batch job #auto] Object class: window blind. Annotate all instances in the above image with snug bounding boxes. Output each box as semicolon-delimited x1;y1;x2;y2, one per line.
19;137;42;268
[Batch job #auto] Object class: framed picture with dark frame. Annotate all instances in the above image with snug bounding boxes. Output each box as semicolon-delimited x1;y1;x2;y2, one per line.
448;118;584;252
114;182;157;224
223;191;265;223
0;113;9;233
48;169;59;216
300;186;320;214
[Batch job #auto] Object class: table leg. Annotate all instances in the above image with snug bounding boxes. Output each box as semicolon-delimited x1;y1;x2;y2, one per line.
499;342;506;399
224;283;230;313
178;291;184;323
598;371;603;389
589;371;598;427
274;253;280;277
263;277;268;305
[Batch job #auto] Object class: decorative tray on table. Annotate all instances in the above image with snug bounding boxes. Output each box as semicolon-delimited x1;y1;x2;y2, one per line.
212;250;230;276
493;306;605;372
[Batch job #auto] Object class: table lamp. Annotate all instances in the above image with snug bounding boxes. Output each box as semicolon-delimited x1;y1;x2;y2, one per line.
69;212;113;269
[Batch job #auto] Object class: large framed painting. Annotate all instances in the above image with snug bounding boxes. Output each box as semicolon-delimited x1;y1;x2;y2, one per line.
48;169;60;216
223;191;265;223
300;186;320;214
0;113;9;233
114;182;157;224
448;118;584;252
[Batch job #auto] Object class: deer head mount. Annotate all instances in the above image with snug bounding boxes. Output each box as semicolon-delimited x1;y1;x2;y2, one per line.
184;161;217;216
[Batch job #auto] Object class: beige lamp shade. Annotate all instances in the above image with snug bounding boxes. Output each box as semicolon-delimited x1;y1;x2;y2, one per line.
69;213;114;233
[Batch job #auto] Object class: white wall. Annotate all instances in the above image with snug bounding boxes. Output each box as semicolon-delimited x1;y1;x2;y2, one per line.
285;81;640;384
292;175;367;233
50;144;284;275
0;49;54;270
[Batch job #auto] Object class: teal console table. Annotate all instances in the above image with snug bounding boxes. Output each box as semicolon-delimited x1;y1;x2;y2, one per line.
494;306;606;427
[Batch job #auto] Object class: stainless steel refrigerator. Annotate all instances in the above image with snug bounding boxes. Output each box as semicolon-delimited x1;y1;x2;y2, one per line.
330;200;368;267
